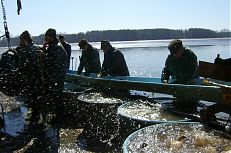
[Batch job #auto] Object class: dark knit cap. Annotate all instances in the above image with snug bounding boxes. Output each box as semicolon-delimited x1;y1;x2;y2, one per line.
78;39;88;49
45;28;57;38
20;30;32;43
168;39;183;54
20;30;31;39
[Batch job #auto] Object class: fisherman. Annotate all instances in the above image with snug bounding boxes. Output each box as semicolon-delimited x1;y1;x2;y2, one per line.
98;40;130;96
77;39;101;75
59;35;72;70
16;30;43;98
98;40;129;77
161;39;198;84
42;28;67;114
161;39;199;114
15;30;43;127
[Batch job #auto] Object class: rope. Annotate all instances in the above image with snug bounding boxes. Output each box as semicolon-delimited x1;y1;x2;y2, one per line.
17;0;22;15
1;0;10;49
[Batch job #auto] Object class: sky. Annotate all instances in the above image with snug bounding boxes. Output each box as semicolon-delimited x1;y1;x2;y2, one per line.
1;0;230;37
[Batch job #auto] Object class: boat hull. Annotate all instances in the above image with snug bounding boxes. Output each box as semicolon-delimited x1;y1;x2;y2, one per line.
66;72;231;105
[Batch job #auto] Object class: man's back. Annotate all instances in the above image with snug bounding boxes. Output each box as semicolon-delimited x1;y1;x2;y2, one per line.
102;48;129;76
78;46;101;74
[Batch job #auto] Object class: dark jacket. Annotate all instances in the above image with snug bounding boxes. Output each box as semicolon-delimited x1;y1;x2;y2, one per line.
16;42;43;97
0;49;18;73
61;41;72;69
102;47;129;76
161;48;198;84
43;42;67;94
77;45;101;74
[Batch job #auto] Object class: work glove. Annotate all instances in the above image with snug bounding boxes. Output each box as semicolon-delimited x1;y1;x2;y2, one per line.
161;68;169;83
97;71;108;78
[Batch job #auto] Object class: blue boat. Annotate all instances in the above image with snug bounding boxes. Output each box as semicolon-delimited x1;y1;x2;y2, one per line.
66;70;231;106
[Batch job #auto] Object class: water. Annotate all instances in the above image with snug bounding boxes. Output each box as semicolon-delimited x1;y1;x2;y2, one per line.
68;38;231;77
0;38;230;152
118;101;187;122
124;123;231;153
78;92;124;104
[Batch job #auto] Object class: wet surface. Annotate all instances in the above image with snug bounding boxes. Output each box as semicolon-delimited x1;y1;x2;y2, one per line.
0;91;230;152
0;91;125;152
117;100;188;122
0;92;22;112
124;123;231;153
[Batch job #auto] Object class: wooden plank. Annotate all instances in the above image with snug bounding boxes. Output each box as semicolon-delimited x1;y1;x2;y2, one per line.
66;73;229;105
199;61;231;82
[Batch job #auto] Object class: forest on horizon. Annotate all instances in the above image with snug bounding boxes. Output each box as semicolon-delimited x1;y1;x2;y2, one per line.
0;28;230;47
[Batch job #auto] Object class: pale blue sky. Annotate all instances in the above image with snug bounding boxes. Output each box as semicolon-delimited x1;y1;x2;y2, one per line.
2;0;231;36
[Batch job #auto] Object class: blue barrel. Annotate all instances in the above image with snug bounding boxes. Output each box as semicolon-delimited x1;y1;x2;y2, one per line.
117;95;192;139
123;122;231;153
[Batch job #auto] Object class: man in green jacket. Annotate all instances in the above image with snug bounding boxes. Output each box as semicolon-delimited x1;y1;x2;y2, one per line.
161;39;199;114
161;39;198;84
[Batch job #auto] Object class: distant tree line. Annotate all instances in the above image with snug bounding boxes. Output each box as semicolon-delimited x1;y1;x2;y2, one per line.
0;28;230;47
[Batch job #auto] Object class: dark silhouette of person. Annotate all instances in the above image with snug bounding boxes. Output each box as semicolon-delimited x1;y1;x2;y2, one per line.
42;28;67;114
99;40;129;77
59;35;72;70
77;39;101;75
